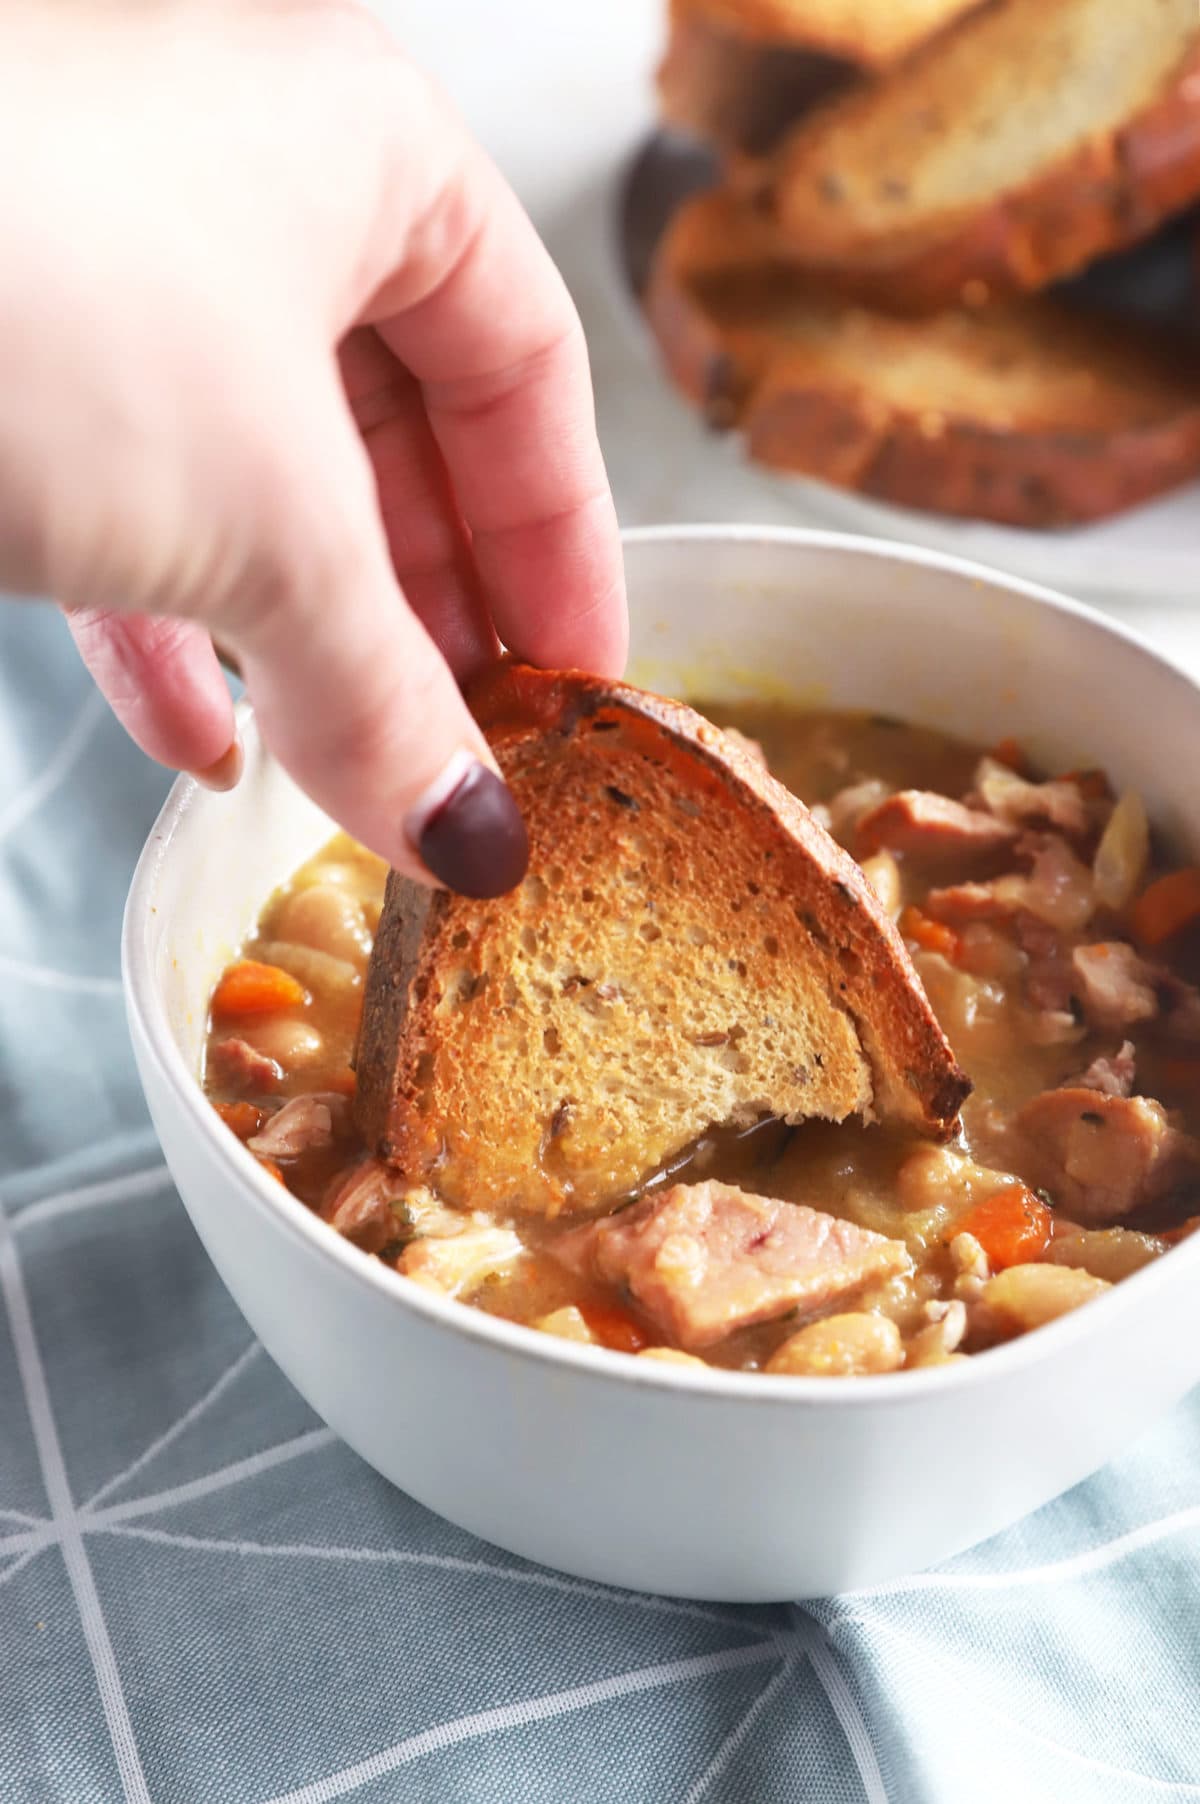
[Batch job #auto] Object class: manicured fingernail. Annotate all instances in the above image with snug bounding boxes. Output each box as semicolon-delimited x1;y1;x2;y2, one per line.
193;734;243;792
407;751;529;898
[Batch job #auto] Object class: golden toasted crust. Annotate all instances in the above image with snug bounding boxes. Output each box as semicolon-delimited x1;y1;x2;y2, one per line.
683;0;987;68
657;2;854;156
766;0;1200;308
644;188;1200;526
354;665;968;1217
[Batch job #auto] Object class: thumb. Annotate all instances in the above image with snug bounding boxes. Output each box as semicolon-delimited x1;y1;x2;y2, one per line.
226;384;528;900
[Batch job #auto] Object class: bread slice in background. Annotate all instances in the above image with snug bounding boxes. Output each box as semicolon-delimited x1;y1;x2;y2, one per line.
657;0;854;156
765;0;1200;309
683;0;988;69
645;187;1200;526
356;664;968;1217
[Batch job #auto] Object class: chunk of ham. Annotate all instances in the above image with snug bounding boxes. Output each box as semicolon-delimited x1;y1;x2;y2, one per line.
1073;1042;1137;1099
209;1036;282;1094
557;1181;909;1351
247;1093;338;1158
857;791;1018;866
972;757;1092;838
1011;1088;1200;1223
1071;943;1158;1031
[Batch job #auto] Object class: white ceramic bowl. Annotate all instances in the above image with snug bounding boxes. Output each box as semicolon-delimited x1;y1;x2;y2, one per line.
123;526;1200;1602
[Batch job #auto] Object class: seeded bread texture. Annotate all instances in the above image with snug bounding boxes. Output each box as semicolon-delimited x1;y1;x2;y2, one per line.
355;664;968;1217
766;0;1200;307
644;187;1200;526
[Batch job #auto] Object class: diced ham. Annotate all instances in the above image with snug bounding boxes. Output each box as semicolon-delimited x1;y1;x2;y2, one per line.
1071;943;1159;1031
1010;1088;1200;1223
924;882;1011;923
1015;912;1074;1013
247;1093;338;1158
209;1036;283;1095
972;757;1091;838
557;1180;909;1351
1073;1042;1137;1099
857;791;1018;866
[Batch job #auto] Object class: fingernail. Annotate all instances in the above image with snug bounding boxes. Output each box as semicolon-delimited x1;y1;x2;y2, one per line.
406;751;529;898
193;734;243;792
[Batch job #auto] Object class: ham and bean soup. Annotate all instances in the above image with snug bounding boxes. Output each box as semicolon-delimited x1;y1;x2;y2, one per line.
203;708;1200;1377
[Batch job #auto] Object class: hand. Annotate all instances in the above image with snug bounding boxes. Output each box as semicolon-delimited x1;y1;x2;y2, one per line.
0;0;626;895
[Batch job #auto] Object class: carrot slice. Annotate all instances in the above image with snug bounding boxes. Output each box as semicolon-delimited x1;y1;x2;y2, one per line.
899;905;962;963
255;1157;286;1184
579;1303;648;1354
954;1185;1052;1270
213;1099;266;1140
1129;868;1200;947
212;959;307;1021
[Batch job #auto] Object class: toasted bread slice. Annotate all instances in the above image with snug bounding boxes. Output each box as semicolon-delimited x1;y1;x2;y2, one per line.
684;0;987;68
645;188;1200;526
355;664;968;1217
657;2;855;156
766;0;1200;308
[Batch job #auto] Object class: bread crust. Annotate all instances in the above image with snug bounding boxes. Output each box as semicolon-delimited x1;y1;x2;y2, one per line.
644;188;1200;526
355;666;969;1212
683;0;987;69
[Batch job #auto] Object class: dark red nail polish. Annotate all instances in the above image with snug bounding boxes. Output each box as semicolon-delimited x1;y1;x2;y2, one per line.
418;763;529;898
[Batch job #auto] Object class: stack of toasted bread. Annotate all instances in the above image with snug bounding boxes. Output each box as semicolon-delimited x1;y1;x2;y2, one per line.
647;0;1200;527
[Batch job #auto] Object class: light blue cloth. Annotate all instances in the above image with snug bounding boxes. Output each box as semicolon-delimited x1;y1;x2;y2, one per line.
2;604;1199;1804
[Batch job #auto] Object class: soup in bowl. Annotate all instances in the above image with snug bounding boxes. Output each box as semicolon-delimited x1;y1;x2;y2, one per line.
123;527;1200;1600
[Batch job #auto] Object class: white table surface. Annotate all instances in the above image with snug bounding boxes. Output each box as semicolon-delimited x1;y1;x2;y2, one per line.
378;0;1200;676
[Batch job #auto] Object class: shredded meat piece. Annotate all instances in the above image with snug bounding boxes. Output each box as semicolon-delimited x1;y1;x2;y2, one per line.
972;757;1091;837
1010;1088;1200;1223
247;1093;337;1158
996;834;1095;933
1015;912;1074;1013
857;790;1018;865
556;1180;909;1350
1073;1042;1137;1099
209;1036;283;1094
1071;943;1158;1031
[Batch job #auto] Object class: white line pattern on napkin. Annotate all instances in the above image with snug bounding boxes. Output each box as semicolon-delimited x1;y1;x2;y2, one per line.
0;1202;152;1802
0;687;105;847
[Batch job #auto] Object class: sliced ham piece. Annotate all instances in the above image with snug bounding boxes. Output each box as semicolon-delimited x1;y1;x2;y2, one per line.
1011;1088;1200;1224
972;757;1092;838
1071;943;1159;1031
1073;1042;1137;1099
209;1036;283;1095
557;1180;909;1350
857;791;1018;867
247;1093;338;1158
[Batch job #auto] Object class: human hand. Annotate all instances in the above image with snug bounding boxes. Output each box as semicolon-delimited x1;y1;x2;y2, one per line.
0;0;626;895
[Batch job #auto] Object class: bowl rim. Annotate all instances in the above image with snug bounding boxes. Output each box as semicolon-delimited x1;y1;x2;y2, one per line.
122;522;1200;1409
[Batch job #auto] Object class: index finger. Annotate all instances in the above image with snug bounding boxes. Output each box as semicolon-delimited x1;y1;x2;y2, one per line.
367;138;628;680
